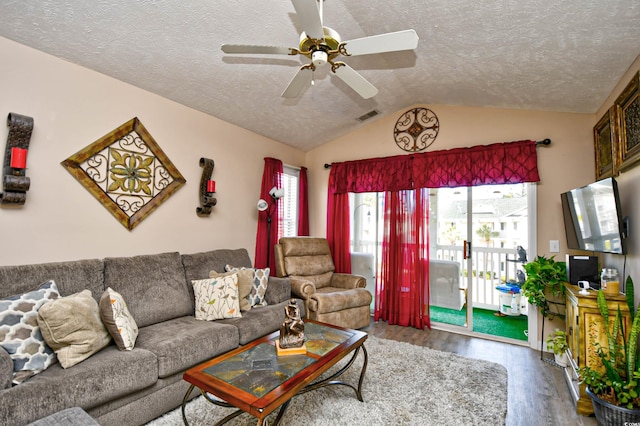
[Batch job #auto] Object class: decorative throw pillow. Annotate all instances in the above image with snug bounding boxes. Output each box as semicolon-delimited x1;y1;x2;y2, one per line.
100;287;139;351
0;280;60;385
224;265;269;308
192;274;242;321
209;269;253;312
37;290;111;369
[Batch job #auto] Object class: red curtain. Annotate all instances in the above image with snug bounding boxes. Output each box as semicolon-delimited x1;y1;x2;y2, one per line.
412;140;540;188
255;158;283;271
375;189;429;328
329;155;413;193
329;140;539;193
326;139;541;329
326;191;352;273
297;167;309;236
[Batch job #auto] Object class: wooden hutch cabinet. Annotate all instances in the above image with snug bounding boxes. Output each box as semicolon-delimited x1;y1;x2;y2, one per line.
563;283;631;415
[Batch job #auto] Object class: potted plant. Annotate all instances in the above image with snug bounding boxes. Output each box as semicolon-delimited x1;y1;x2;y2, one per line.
521;255;567;318
579;276;640;424
546;329;569;367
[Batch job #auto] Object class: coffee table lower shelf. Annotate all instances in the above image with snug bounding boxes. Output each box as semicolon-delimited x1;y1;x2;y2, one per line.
181;320;368;426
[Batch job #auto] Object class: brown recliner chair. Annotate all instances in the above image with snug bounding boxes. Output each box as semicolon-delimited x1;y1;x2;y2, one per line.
274;237;372;329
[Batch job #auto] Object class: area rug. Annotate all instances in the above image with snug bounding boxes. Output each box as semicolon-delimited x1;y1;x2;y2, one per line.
147;336;508;425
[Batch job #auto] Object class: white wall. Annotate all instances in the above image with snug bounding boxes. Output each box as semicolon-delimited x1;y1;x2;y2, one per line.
0;37;305;266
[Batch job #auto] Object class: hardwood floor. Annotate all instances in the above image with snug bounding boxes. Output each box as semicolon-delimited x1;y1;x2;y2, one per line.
362;320;597;426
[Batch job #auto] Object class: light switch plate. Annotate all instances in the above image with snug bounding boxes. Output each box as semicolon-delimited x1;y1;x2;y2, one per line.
549;240;560;253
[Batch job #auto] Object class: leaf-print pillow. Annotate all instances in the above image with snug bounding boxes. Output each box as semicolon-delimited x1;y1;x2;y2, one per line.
192;274;242;321
100;287;139;351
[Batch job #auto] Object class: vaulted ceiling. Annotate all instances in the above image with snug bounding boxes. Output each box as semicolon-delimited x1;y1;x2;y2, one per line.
1;1;639;151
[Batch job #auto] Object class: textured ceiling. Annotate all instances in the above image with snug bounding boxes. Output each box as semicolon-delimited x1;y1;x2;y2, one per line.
1;1;639;151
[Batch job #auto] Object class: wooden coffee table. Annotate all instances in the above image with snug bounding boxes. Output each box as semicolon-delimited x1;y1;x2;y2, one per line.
181;320;368;426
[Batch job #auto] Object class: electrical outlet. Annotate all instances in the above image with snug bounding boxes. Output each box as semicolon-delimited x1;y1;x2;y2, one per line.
549;240;560;253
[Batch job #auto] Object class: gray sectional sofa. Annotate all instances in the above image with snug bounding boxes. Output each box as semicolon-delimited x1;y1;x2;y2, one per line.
0;248;303;426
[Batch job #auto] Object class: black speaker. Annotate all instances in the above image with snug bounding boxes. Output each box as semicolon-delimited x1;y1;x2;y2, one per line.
566;255;599;286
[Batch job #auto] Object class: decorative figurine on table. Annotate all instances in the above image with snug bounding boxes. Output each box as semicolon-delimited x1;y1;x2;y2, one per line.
276;299;306;355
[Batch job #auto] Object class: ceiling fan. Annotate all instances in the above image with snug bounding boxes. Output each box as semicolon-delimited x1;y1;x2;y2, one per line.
221;0;419;99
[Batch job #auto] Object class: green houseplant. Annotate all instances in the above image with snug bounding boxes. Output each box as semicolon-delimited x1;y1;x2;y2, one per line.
521;255;567;318
579;276;640;424
546;329;569;367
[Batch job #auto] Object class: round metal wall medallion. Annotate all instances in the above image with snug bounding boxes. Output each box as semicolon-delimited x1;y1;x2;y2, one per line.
393;108;439;152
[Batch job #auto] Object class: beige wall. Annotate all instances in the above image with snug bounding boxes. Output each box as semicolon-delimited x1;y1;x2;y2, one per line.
305;103;595;258
0;37;305;266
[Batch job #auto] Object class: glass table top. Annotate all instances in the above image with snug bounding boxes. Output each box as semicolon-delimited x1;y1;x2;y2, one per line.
203;322;355;398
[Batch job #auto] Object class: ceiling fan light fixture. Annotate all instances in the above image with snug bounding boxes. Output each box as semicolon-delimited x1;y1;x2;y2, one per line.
312;50;328;67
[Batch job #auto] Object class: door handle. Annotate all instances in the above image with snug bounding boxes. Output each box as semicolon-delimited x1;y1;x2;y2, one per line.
463;240;471;259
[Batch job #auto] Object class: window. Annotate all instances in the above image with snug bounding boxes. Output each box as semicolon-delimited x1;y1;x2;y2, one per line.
282;166;299;237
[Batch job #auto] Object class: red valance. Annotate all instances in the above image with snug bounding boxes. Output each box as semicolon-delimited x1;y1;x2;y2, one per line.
328;140;540;193
328;154;412;194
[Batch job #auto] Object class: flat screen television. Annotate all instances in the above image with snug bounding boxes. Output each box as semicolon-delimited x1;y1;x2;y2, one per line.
560;177;627;254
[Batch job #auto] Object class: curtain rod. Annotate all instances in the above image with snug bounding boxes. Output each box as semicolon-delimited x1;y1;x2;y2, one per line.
323;138;552;169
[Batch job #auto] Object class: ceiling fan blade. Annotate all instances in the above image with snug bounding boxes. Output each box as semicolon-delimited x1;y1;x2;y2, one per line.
221;44;296;55
332;63;378;99
291;0;324;40
281;66;313;98
342;29;419;56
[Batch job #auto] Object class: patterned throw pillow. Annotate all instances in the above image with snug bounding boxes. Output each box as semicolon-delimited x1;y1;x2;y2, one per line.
209;269;253;312
100;287;139;351
224;265;269;307
0;280;60;385
37;290;112;369
192;274;242;321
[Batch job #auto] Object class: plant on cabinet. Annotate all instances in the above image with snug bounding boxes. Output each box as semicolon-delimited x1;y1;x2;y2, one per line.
579;277;640;425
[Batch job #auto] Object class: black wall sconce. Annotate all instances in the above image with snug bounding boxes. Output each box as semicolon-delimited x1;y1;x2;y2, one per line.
1;113;34;206
196;157;217;217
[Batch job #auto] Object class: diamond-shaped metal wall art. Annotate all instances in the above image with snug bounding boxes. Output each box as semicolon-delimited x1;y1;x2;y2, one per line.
62;117;186;230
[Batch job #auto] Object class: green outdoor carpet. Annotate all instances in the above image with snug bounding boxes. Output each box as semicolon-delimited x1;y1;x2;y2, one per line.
429;306;528;341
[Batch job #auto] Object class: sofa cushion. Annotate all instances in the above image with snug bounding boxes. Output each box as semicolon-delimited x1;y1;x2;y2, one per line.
134;316;239;378
0;259;104;303
37;290;111;369
264;276;292;305
0;345;12;390
99;288;139;351
0;280;60;384
209;269;253;311
0;345;158;425
103;252;192;328
192;275;242;321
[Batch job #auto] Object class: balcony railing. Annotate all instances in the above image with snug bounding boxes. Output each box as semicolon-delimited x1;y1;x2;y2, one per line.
352;241;525;311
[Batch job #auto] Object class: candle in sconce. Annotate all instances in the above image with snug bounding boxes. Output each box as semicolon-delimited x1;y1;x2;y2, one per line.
207;179;216;193
10;147;28;169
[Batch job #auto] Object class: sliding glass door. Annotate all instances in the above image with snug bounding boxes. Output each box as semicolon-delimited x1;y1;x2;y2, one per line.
349;183;533;342
428;187;470;328
429;184;532;341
